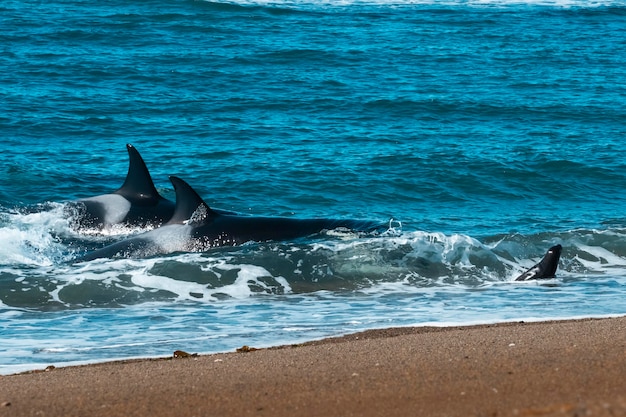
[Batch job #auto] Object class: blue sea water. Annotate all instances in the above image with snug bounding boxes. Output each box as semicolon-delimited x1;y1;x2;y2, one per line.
2;0;626;374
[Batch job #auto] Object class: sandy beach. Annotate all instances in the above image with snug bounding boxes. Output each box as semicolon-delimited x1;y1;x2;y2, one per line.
2;317;625;417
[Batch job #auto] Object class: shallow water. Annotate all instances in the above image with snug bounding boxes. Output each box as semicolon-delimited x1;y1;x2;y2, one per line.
2;0;626;374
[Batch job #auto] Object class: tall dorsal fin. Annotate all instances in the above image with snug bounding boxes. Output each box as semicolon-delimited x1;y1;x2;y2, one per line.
115;144;161;201
168;176;218;225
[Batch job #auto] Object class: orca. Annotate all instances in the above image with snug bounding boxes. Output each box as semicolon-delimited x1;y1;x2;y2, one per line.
76;176;385;261
66;144;175;231
66;144;239;231
515;244;562;281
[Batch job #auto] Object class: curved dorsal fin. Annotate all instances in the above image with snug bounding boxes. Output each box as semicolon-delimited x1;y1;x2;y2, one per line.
168;176;218;225
115;144;161;201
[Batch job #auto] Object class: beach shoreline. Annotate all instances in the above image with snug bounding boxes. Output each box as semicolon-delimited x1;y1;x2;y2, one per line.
2;316;626;416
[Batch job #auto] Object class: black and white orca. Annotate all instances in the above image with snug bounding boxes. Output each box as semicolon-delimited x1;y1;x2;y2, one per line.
66;144;175;231
76;176;384;261
515;244;562;281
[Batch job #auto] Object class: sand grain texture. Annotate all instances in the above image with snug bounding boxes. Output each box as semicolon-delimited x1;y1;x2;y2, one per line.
2;318;626;417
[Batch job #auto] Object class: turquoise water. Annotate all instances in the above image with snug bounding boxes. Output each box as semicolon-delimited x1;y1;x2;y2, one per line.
2;0;626;374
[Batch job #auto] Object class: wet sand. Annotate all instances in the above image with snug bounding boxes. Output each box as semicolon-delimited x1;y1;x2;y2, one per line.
2;317;626;417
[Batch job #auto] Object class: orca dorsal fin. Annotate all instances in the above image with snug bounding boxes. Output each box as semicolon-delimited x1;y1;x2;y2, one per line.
168;176;218;225
515;244;562;281
115;144;162;201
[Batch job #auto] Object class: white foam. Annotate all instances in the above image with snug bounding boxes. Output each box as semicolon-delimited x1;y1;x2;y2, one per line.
206;0;621;8
77;222;153;237
576;244;626;267
0;205;70;266
78;256;292;301
4;220;626;375
207;263;293;298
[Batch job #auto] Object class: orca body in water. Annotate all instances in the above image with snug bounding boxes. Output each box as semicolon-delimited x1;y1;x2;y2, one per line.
66;144;237;231
515;244;562;281
66;144;175;231
70;159;564;281
76;176;385;261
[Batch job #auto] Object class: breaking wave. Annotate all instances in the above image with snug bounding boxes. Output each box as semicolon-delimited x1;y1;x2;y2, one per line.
2;204;626;309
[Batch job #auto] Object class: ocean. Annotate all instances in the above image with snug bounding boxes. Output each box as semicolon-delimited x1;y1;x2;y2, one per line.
2;0;626;374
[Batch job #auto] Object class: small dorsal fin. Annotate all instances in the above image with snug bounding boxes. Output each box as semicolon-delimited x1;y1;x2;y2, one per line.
115;144;161;201
168;176;218;225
